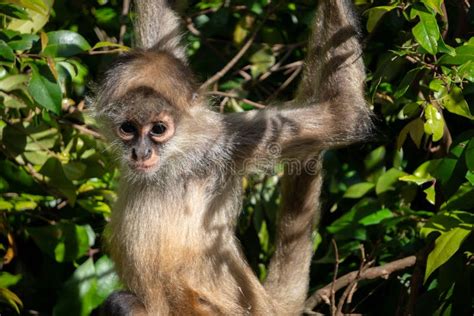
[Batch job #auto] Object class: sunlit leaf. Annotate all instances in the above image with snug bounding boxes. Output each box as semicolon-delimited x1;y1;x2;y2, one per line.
0;288;23;314
0;40;15;62
421;210;474;238
376;168;407;194
421;0;444;15
7;0;52;33
411;6;440;55
399;175;433;185
53;258;101;316
94;256;121;301
424;184;436;205
43;31;91;57
439;44;474;65
7;33;39;51
27;63;62;114
28;223;92;262
366;5;397;33
0;272;21;288
425;227;471;282
0;74;28;91
0;3;29;20
423;104;444;141
249;46;275;78
343;182;375;198
397;118;425;149
465;139;474;171
440;86;473;119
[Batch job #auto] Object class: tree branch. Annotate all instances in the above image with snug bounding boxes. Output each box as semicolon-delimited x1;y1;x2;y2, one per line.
199;1;283;90
304;256;417;312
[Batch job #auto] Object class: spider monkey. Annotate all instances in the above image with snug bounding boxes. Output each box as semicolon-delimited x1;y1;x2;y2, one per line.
95;0;372;314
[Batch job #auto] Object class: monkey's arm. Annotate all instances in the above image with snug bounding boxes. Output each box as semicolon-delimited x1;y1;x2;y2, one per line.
225;0;371;164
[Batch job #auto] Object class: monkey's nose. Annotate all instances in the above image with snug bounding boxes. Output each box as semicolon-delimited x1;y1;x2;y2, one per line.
132;148;153;161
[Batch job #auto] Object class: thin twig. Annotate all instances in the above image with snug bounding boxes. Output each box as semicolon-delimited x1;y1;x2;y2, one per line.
206;91;267;108
119;0;131;45
199;1;283;90
268;64;303;100
304;256;417;312
335;245;369;315
71;123;104;139
330;239;340;316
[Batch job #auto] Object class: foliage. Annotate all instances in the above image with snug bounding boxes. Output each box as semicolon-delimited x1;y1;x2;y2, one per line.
0;0;472;315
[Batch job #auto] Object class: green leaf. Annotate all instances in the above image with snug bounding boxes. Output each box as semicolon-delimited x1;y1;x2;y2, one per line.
425;227;471;282
439;44;474;65
0;4;29;20
0;40;15;62
364;146;386;171
411;6;440;55
343;182;375;198
424;184;436;205
77;199;111;215
90;41;129;51
327;199;390;240
249;46;275;78
25;129;57;151
53;258;100;316
94;256;121;302
399;175;433;185
465;139;474;171
6;0;52;33
358;208;393;226
0;288;23;314
424;104;444;141
366;6;397;33
0;272;22;288
440;86;473;119
458;61;474;82
442;184;474;211
0;74;28;91
27;63;62;114
421;210;474;238
8;34;39;51
466;170;474;185
394;68;421;98
39;158;76;204
2;123;26;156
63;161;86;180
43;31;91;57
397;118;425;149
28;223;92;262
437;37;455;56
399;102;422;119
376;168;407;194
421;0;444;15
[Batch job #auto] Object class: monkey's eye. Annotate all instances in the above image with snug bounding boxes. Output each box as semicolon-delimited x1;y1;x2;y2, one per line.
119;122;136;135
150;122;167;136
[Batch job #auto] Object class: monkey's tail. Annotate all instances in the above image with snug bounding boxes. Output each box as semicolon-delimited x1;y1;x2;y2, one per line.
263;155;323;315
133;0;186;61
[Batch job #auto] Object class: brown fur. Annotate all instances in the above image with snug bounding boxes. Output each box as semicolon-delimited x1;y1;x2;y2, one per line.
95;0;372;315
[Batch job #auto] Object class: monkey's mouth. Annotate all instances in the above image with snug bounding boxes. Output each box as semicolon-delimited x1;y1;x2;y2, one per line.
129;161;158;172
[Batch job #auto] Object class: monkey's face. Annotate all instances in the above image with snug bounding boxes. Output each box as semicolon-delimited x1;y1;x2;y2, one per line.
111;87;179;174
